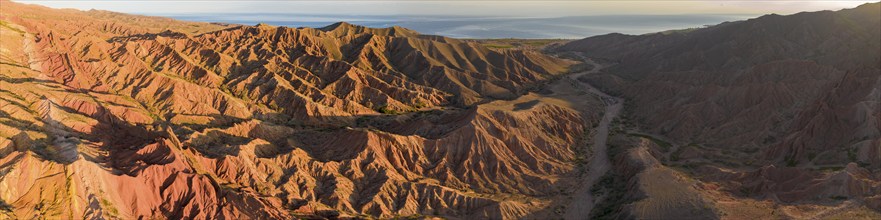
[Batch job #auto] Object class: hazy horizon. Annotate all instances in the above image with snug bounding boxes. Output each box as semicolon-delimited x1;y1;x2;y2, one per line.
166;13;761;39
13;0;879;38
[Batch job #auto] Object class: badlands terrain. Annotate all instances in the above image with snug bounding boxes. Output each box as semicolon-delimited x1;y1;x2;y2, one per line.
0;0;880;219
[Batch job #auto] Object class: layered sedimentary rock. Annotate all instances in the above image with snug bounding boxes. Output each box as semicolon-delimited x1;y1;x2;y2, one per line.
0;1;588;219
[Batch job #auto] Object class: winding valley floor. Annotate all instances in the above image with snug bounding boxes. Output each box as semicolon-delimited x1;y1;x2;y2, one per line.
559;54;624;219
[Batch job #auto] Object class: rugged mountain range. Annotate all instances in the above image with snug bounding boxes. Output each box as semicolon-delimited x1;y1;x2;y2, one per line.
0;1;593;219
555;2;881;219
2;0;881;219
559;3;880;166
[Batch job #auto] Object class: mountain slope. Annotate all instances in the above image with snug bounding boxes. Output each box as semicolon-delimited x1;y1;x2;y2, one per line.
557;2;881;219
0;1;591;219
559;2;880;167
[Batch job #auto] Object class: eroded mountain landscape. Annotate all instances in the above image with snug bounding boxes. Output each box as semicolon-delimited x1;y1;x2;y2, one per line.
0;0;879;219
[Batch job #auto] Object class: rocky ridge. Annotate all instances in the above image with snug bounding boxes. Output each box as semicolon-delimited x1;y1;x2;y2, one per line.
0;1;591;219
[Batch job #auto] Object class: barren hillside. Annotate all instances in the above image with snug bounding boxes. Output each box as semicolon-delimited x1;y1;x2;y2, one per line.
0;1;599;219
556;2;881;219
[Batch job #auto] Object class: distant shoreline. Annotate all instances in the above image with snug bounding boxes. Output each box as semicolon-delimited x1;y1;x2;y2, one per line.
161;14;757;39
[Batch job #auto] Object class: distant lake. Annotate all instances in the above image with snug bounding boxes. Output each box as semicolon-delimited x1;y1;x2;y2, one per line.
163;14;758;39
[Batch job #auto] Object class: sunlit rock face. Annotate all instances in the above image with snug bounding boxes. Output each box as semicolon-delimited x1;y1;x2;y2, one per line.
0;1;596;219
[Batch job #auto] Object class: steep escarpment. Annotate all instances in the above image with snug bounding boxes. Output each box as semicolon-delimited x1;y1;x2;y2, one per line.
0;1;588;219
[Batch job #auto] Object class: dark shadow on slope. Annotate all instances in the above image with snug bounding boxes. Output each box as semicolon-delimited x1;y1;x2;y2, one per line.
0;75;61;85
5;94;173;176
106;30;189;43
182;129;247;158
513;100;540;111
350;107;476;140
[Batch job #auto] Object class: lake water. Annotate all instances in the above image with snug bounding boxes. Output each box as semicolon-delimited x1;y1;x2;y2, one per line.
166;14;757;39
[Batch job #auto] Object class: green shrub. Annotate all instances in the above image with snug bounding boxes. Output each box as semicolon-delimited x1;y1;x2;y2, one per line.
376;105;400;114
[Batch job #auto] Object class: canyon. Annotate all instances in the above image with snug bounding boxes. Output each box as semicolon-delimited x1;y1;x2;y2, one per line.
1;0;880;219
0;1;596;219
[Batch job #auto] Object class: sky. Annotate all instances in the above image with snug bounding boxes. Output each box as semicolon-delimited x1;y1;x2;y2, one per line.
17;0;877;17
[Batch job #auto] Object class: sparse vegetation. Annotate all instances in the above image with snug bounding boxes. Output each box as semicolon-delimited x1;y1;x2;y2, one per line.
413;100;428;109
376;105;401;114
785;155;798;167
0;199;12;212
589;171;630;219
471;38;569;50
807;152;817;161
830;195;849;200
484;44;514;49
0;20;26;35
848;147;858;162
99;198;120;217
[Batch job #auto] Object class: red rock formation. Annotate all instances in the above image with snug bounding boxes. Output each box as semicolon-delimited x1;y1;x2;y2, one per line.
0;1;586;219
